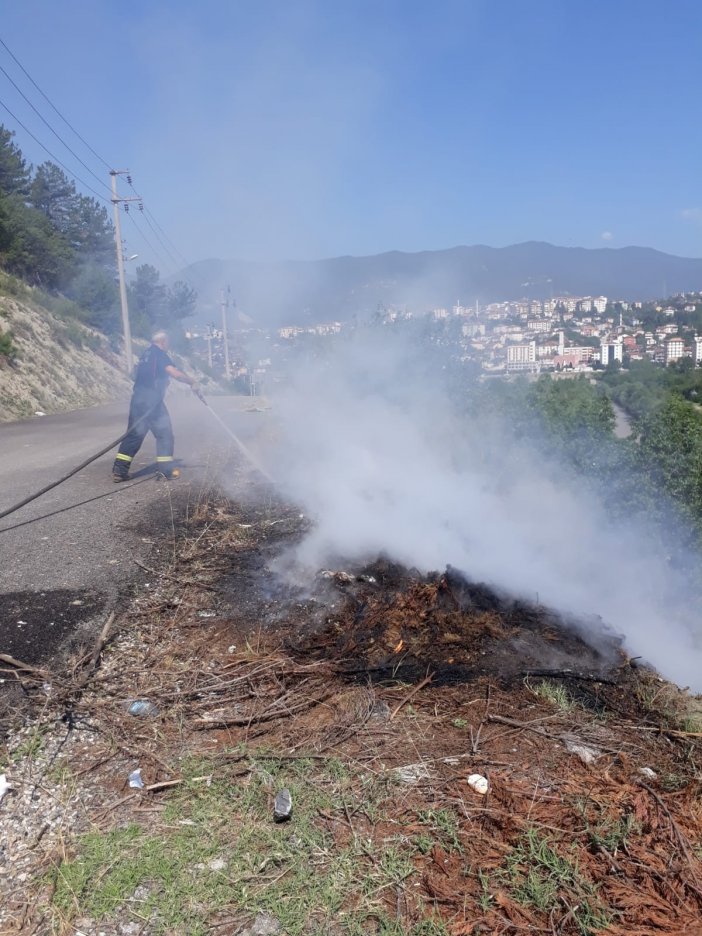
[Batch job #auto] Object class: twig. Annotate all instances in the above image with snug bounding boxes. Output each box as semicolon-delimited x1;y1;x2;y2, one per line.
193;689;335;729
0;654;48;678
486;714;556;738
470;682;491;754
145;774;211;792
388;672;434;721
639;780;702;900
71;612;115;692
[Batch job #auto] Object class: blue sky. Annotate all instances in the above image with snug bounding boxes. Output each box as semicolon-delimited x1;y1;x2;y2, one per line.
1;0;701;268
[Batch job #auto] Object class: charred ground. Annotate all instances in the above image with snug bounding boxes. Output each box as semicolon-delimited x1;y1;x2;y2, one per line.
1;489;702;936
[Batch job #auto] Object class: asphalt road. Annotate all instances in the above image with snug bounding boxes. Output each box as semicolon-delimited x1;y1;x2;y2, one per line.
0;392;271;668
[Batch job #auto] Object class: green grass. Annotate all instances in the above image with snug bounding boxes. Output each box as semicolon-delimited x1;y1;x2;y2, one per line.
497;828;611;935
528;678;574;711
11;724;49;763
48;752;444;935
416;808;463;854
574;799;639;854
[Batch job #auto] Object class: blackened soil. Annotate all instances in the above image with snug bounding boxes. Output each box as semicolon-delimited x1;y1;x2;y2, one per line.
0;588;104;664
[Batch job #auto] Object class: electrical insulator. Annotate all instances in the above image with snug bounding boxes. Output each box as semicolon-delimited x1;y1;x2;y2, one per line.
139;203;144;212
127;175;133;185
124;203;129;213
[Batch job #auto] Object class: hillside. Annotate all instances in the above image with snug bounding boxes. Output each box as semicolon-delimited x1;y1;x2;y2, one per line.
181;241;702;326
0;279;131;421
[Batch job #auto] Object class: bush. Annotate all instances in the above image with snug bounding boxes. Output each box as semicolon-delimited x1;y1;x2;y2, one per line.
0;326;17;359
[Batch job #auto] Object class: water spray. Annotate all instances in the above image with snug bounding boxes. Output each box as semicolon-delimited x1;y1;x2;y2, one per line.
199;396;276;484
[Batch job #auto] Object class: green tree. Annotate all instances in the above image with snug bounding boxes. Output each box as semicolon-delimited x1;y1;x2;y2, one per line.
0;125;31;196
128;264;167;335
0;193;73;287
637;397;702;523
67;262;121;334
165;280;197;324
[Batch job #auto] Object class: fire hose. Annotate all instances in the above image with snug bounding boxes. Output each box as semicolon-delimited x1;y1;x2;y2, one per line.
0;395;274;524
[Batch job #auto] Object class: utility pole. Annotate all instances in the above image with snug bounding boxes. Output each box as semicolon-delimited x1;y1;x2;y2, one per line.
220;286;231;380
110;170;141;374
206;325;213;368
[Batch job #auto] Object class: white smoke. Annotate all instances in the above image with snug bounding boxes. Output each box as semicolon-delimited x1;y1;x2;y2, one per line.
268;327;702;691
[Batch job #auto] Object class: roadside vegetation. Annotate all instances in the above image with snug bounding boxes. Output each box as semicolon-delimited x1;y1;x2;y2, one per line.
0;125;196;344
3;494;701;935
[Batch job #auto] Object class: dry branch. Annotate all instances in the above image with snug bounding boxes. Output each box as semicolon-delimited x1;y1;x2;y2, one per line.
71;612;115;692
388;672;434;721
0;654;48;678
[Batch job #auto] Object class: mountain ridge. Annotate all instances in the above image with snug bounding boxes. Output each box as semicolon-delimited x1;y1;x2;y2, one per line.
178;242;702;327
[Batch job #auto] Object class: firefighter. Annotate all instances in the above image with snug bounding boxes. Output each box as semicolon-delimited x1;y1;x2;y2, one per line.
112;331;205;482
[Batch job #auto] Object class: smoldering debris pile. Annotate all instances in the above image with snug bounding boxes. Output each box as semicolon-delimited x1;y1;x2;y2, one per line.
286;559;628;689
4;498;702;936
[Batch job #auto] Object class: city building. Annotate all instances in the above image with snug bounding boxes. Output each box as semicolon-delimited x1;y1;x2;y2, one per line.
506;341;537;372
665;337;685;365
600;337;623;366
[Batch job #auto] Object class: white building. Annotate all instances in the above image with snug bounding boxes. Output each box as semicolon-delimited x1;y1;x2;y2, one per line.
665;337;685;365
506;341;537;372
600;337;623;366
593;296;608;314
695;336;702;364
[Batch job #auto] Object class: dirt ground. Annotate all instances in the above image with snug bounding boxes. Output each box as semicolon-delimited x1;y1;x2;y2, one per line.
2;482;702;936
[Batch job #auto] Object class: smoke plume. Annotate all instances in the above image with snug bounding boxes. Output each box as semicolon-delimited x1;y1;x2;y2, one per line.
268;327;702;691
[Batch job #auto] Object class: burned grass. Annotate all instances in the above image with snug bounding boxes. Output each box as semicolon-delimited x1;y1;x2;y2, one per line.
2;494;702;935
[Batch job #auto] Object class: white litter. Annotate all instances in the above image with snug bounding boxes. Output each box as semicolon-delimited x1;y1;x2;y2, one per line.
467;773;489;795
0;774;10;803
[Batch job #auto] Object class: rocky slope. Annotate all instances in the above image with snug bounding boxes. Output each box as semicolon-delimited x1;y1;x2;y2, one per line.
0;289;132;422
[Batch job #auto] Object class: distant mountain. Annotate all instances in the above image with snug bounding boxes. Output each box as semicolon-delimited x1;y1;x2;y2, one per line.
179;242;702;328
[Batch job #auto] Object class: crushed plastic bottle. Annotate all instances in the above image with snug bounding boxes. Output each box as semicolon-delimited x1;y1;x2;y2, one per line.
129;769;144;789
273;788;293;822
128;700;159;717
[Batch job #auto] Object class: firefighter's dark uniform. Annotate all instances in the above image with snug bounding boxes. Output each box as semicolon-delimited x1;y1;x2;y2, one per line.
112;343;177;480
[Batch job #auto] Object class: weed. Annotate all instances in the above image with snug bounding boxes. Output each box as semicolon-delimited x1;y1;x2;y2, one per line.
477;868;493;911
528;678;574;711
587;812;638;854
12;725;48;763
500;828;611;935
417;807;463;853
0;326;17;359
574;799;639;854
451;717;468;729
413;833;435;855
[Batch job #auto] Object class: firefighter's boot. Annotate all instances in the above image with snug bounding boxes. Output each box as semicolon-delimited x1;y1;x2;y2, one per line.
156;457;180;480
112;455;131;482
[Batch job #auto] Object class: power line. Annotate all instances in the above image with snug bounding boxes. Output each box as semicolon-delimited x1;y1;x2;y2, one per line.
0;95;110;204
125;175;189;271
0;36;112;171
144;207;191;268
140;209;182;270
0;60;112;194
124;208;177;273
